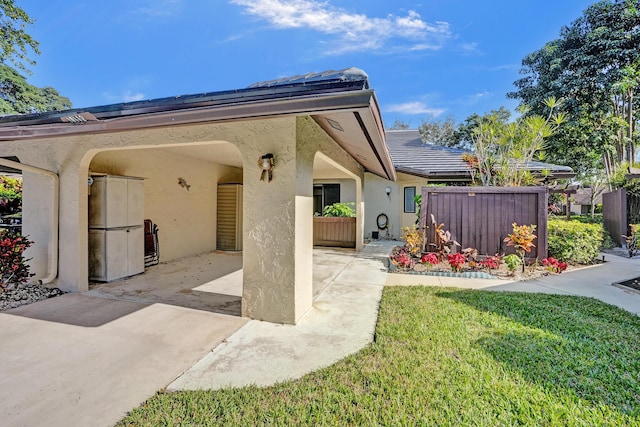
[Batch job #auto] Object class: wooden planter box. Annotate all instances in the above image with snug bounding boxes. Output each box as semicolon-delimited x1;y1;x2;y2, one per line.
313;217;356;248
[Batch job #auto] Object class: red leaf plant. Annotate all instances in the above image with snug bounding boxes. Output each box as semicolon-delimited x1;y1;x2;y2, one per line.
447;253;466;272
542;257;567;274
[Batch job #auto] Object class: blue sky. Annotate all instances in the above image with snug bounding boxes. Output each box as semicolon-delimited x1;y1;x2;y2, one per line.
19;0;595;127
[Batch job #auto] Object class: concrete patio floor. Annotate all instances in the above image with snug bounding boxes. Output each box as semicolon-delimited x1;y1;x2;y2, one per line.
84;247;350;316
0;244;388;427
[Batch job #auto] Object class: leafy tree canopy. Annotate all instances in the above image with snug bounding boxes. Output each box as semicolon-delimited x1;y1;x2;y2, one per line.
388;119;411;130
418;115;458;147
0;64;71;114
0;3;71;115
508;0;640;179
0;0;39;71
417;107;512;150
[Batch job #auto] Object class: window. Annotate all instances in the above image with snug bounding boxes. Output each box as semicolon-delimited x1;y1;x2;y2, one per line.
313;184;340;215
404;186;416;213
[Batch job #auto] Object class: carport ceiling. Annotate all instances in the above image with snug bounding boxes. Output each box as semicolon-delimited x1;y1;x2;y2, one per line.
159;143;243;168
158;143;359;179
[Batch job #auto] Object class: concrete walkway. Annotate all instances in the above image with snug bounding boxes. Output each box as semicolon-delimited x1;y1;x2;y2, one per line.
170;244;640;392
168;241;393;390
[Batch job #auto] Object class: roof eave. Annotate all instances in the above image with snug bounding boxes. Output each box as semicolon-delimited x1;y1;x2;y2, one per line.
0;89;395;181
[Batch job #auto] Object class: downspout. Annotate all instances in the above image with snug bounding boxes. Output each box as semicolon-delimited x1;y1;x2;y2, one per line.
0;158;58;285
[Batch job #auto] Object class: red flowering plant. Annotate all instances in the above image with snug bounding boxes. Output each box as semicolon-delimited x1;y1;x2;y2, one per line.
478;255;501;272
447;253;466;272
421;253;439;269
0;230;34;290
542;257;568;274
390;246;414;270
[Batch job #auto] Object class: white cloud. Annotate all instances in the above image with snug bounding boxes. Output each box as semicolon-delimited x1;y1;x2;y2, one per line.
385;101;445;116
129;0;183;20
122;91;145;102
230;0;451;54
459;42;480;54
466;90;491;105
489;64;519;71
103;91;146;104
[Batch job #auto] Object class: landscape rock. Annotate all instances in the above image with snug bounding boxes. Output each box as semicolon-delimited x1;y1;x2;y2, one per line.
0;282;65;311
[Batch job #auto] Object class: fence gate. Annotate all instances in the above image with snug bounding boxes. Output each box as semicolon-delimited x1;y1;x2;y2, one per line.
419;186;548;259
603;189;627;246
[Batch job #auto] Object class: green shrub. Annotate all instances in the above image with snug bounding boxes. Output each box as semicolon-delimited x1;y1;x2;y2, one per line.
322;202;355;218
569;214;603;225
0;176;22;215
548;219;603;264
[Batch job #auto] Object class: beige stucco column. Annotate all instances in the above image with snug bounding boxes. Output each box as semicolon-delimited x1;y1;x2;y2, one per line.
22;171;55;279
240;117;313;324
57;160;91;292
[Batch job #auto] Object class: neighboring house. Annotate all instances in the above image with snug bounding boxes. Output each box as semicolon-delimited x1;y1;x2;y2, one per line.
570;187;603;215
360;130;575;239
0;68;395;325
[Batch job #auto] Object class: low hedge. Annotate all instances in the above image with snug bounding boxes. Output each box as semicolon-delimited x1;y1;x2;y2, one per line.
548;219;603;264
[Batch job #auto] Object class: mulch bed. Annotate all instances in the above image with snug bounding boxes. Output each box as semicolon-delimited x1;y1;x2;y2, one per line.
615;277;640;292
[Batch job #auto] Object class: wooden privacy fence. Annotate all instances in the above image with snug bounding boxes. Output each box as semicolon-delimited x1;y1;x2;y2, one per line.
603;189;627;246
313;217;356;248
419;186;548;259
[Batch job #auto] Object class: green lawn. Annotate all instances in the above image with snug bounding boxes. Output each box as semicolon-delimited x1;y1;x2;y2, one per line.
118;287;640;426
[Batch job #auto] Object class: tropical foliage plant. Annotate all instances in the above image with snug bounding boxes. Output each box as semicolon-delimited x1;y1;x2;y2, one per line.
447;253;465;272
503;254;522;274
509;0;640;181
465;98;565;187
322;202;355;218
504;223;537;268
0;229;32;289
542;257;568;274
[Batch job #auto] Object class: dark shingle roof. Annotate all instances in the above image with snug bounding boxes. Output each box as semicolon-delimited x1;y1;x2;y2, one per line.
386;129;574;181
0;68;370;127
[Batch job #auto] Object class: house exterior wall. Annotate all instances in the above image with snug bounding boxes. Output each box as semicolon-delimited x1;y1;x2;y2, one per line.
363;172;428;239
90;148;242;262
241;116;364;324
364;173;400;239
396;172;429;230
2;114;364;324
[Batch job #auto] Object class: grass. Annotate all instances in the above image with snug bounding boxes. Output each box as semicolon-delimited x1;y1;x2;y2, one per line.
117;287;640;426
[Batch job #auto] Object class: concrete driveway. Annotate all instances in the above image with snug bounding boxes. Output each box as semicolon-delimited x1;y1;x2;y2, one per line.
0;293;247;427
0;246;384;427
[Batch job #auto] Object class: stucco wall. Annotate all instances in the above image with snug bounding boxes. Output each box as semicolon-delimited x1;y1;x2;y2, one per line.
90;148;242;262
397;173;428;229
364;172;429;239
364;173;401;239
22;171;55;279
